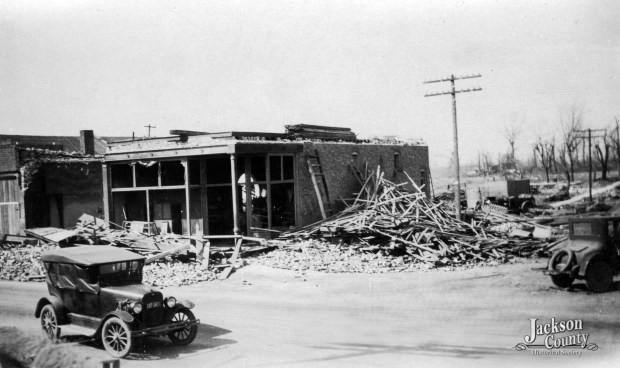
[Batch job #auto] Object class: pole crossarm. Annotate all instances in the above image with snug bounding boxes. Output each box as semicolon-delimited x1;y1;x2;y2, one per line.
423;74;482;84
424;87;482;97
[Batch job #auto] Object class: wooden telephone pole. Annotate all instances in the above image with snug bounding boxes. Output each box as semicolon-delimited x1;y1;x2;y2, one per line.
575;128;605;202
424;74;482;220
145;124;157;138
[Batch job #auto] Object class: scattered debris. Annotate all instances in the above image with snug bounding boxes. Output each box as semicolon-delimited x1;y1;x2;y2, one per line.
0;241;54;281
276;166;557;269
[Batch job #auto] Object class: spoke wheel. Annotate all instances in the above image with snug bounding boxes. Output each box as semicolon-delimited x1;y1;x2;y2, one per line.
586;261;613;293
40;305;58;340
101;317;132;358
168;309;197;345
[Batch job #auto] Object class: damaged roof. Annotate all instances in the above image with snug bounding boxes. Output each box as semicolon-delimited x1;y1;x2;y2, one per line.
0;134;128;155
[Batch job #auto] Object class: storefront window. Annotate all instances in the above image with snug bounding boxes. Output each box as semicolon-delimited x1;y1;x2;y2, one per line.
111;164;133;188
160;160;185;186
135;162;158;187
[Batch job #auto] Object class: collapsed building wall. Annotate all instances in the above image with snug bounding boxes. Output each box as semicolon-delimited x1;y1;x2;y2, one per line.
297;142;430;226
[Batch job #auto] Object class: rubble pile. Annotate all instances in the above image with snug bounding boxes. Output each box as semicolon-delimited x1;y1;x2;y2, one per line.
0;242;54;281
250;239;435;273
278;167;553;268
143;258;218;287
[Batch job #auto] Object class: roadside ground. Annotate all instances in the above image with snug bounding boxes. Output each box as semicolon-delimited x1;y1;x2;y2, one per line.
2;258;620;368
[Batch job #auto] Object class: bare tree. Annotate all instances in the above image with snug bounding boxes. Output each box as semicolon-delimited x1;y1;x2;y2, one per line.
502;117;522;162
559;105;582;180
557;145;572;191
535;137;555;182
595;130;612;181
610;117;620;176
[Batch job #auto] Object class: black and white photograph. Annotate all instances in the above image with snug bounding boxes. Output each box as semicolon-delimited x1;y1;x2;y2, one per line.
0;1;618;367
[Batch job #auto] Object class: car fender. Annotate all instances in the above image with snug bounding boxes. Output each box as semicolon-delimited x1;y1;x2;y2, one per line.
165;303;195;321
104;310;135;324
178;299;195;309
578;253;608;278
34;296;67;323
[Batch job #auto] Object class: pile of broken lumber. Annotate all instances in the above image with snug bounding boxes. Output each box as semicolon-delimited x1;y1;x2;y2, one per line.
280;166;555;267
285;124;357;141
73;214;190;257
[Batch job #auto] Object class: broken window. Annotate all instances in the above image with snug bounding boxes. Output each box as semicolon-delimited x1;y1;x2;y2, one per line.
160;160;185;186
270;155;294;181
135;162;158;187
150;189;185;234
251;156;267;181
112;191;147;222
111;164;133;188
205;157;231;185
189;159;201;185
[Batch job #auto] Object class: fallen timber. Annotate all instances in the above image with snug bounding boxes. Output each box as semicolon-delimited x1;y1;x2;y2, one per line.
278;167;557;267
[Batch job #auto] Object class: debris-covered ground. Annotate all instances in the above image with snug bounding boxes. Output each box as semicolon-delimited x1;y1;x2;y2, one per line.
1;167;585;286
0;242;53;281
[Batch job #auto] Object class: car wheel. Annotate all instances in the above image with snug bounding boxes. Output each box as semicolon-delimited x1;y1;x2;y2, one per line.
586;261;613;293
101;317;132;358
521;201;533;213
549;249;575;288
168;309;198;345
40;304;58;340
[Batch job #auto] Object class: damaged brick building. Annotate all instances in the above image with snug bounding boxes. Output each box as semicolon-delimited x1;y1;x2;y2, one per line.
103;125;430;238
0;131;121;236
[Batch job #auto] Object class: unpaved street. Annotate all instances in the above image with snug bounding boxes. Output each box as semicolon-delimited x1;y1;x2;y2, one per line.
2;259;620;368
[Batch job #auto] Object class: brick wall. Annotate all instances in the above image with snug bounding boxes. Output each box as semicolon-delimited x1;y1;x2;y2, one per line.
0;146;18;173
297;142;430;226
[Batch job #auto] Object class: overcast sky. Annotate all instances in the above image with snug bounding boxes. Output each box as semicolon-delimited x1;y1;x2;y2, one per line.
1;0;618;170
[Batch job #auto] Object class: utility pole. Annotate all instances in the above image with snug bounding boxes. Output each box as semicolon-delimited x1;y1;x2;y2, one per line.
424;74;482;220
145;124;156;138
575;128;605;202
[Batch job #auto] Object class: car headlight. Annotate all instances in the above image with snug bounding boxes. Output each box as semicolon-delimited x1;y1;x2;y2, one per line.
130;301;143;314
165;297;176;308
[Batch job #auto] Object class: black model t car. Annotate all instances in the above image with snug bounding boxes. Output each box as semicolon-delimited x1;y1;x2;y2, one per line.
35;246;199;358
543;216;620;292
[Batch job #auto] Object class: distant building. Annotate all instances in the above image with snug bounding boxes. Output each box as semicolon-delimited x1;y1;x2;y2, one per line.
103;125;430;237
0;131;124;235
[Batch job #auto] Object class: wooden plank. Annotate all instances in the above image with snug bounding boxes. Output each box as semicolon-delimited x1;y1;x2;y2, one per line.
145;243;190;264
219;238;242;280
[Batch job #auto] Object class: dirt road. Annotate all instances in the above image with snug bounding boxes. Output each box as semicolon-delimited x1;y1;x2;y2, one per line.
2;259;620;367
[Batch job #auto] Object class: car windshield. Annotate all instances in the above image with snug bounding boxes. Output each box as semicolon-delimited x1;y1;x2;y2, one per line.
98;260;143;286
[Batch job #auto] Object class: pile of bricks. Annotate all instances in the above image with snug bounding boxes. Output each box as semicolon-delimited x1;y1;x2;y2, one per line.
0;242;53;281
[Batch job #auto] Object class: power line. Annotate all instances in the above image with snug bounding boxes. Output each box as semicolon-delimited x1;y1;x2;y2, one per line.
423;74;482;220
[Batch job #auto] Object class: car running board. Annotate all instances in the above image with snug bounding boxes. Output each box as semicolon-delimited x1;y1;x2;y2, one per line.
57;323;97;338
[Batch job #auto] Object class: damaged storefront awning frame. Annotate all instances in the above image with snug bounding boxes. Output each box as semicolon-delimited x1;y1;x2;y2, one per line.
104;138;303;238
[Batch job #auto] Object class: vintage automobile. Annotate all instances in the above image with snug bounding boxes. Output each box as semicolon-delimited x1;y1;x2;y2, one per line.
34;245;199;358
543;216;620;292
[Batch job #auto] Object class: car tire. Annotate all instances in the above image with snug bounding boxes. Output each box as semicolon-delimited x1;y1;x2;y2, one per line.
521;201;533;213
168;309;198;345
101;317;132;358
548;249;575;288
586;260;614;293
40;304;58;340
548;249;575;273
